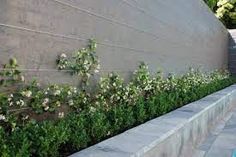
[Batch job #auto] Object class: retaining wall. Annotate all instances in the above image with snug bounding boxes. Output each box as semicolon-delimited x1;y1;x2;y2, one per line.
71;85;236;157
0;0;228;84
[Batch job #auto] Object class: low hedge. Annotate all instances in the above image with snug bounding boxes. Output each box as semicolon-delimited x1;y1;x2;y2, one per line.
0;63;235;156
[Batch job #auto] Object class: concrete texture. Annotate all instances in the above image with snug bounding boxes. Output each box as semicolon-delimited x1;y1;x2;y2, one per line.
0;0;229;85
229;29;236;75
194;106;236;157
70;85;236;157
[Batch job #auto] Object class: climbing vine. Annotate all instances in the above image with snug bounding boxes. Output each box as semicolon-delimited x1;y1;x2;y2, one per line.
0;58;24;87
57;39;100;88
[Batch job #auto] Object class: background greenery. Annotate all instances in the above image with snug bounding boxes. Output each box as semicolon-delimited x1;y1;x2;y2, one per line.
205;0;236;28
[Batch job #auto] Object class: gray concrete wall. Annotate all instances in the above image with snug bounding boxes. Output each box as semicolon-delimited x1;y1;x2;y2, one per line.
229;29;236;75
0;0;228;84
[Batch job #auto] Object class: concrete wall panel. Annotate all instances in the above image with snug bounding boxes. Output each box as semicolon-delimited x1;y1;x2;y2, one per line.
0;0;228;84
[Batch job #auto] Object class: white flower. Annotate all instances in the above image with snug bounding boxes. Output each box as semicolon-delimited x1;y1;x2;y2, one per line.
19;100;25;106
67;91;72;96
16;100;24;106
8;97;12;102
43;98;49;105
58;112;64;118
84;60;88;65
54;90;61;96
22;90;32;98
68;100;74;106
20;76;25;82
89;106;96;113
73;87;77;93
10;94;13;98
22;115;29;120
94;69;99;73
60;53;67;58
86;73;91;78
44;106;49;111
0;114;6;121
9;102;13;106
56;101;61;107
36;82;40;87
97;64;101;70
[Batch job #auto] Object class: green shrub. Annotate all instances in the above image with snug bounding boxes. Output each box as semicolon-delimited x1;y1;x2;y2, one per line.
7;128;31;157
216;0;236;28
205;0;219;11
205;0;236;28
133;97;147;124
0;60;235;156
63;113;90;151
87;108;110;143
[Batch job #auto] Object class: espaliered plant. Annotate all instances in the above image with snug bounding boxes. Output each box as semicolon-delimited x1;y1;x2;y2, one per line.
57;39;100;88
0;58;24;87
0;53;235;156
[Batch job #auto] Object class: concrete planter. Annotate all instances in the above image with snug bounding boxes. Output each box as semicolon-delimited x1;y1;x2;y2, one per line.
71;85;236;157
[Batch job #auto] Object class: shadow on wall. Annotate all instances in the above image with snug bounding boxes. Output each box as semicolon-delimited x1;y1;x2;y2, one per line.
229;29;236;75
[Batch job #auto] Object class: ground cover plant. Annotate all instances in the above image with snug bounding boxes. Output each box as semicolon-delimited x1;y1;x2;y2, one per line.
0;40;235;156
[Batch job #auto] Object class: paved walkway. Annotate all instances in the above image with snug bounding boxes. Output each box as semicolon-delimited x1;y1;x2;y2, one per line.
193;108;236;157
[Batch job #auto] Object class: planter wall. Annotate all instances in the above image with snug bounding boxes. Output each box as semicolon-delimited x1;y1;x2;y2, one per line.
71;85;236;157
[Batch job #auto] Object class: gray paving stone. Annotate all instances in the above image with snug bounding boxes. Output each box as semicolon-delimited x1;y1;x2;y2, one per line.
198;133;217;151
211;134;236;149
205;148;232;157
192;150;205;157
194;107;236;157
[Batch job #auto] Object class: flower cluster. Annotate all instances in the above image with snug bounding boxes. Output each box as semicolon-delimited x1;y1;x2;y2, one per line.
95;73;125;109
29;84;80;113
57;53;68;70
1;80;86;125
57;39;100;87
132;62;153;92
123;82;142;105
